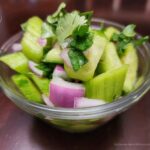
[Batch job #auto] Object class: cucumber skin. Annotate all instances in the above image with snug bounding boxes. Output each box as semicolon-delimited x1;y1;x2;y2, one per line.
0;52;29;74
64;34;107;81
30;74;50;95
121;44;138;93
85;65;128;102
98;42;122;73
12;74;43;103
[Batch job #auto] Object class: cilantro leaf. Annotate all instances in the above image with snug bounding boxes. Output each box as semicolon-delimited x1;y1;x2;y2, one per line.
111;24;149;56
69;25;93;51
122;24;136;37
133;36;149;47
56;11;87;43
80;11;93;24
47;2;66;25
73;24;89;37
68;49;88;71
36;62;57;78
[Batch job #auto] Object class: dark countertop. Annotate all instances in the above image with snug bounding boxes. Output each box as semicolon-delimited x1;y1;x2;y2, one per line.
0;1;150;150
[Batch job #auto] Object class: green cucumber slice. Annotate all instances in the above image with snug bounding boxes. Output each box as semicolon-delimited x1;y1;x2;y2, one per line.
104;27;120;40
64;34;107;81
25;16;43;37
0;52;29;73
85;65;128;102
121;43;138;93
98;42;122;73
43;44;63;63
21;17;44;62
12;74;43;103
30;74;50;95
21;32;43;62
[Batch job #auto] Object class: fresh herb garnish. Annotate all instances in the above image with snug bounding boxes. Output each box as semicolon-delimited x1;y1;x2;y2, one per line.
111;24;149;56
36;62;57;78
133;36;149;46
56;11;87;43
80;11;93;24
70;25;93;51
47;2;66;29
68;49;88;71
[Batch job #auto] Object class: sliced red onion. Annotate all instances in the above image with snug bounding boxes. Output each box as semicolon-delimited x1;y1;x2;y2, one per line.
74;97;106;108
50;78;85;108
12;43;22;52
37;37;47;47
28;61;43;77
60;49;72;67
42;94;54;107
53;65;68;79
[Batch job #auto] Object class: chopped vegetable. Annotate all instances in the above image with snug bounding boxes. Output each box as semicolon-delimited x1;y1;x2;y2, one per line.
52;65;68;79
42;94;54;107
29;61;43;77
64;35;107;81
50;77;85;108
121;43;138;93
30;73;50;95
111;24;149;56
0;52;29;73
98;42;122;73
56;11;87;43
85;65;128;102
44;43;63;63
74;97;105;108
12;43;22;52
68;49;88;71
12;74;43;103
36;62;56;78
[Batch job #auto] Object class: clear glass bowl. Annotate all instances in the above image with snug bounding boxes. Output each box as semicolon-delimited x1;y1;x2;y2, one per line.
0;18;150;133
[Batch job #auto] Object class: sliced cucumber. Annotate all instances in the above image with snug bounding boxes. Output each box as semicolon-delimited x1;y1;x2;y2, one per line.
85;65;128;102
104;27;120;40
98;42;122;73
121;43;138;93
0;52;29;73
25;16;43;37
21;32;43;62
30;74;50;95
64;34;107;81
12;74;43;103
21;17;44;62
43;44;63;63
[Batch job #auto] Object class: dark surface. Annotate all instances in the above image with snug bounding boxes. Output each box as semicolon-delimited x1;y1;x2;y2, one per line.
0;1;150;150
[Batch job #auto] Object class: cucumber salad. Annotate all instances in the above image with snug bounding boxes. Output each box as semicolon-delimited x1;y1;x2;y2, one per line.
0;3;149;108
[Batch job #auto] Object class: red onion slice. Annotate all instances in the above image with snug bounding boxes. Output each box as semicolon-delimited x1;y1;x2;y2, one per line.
12;43;22;52
74;97;106;108
60;49;72;67
53;65;68;79
50;78;85;108
42;94;54;107
37;38;47;47
28;61;43;77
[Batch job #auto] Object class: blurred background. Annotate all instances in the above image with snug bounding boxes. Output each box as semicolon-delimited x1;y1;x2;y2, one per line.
0;0;150;46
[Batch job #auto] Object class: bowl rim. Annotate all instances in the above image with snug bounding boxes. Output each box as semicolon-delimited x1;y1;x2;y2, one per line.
0;18;150;119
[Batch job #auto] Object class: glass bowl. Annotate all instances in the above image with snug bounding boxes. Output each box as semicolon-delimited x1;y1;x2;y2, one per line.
0;18;150;133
